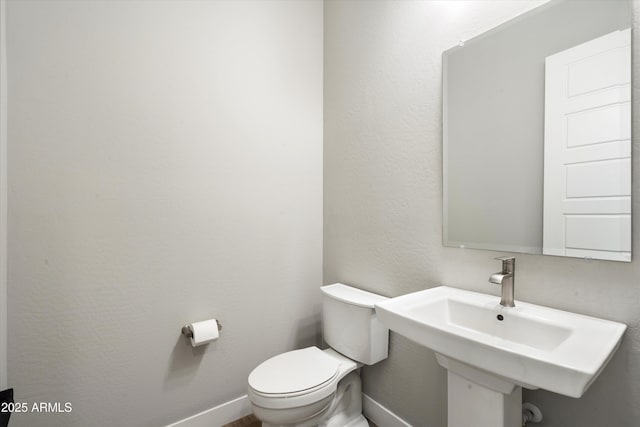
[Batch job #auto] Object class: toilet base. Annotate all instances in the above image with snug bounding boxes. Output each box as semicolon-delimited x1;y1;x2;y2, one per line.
261;371;368;427
324;413;369;427
263;414;369;427
318;371;367;427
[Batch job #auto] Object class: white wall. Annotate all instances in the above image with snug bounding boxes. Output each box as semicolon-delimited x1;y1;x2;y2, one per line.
324;1;640;426
6;1;323;426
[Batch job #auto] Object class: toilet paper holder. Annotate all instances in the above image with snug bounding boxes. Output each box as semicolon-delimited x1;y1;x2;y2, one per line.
181;321;222;338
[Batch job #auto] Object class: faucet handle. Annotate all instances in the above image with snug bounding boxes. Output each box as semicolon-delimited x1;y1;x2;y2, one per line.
494;256;515;274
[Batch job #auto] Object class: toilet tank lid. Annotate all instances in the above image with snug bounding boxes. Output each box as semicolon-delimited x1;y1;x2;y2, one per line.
320;283;388;308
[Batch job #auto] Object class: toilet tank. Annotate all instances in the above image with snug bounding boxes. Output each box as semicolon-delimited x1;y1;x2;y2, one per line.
320;283;389;365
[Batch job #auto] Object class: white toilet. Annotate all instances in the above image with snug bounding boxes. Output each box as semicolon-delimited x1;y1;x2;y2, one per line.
247;283;389;427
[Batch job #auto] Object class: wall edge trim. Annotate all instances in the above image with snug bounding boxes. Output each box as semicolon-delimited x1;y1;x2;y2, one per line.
164;393;413;427
363;393;412;427
164;395;252;427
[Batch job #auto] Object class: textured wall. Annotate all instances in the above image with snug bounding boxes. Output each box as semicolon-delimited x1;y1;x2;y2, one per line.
7;1;322;426
324;1;640;426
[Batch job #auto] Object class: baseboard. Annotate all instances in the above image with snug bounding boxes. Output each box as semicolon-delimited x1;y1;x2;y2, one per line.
166;392;410;427
165;395;252;427
362;393;412;427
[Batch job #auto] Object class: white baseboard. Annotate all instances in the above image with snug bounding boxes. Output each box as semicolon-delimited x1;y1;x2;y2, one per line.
165;395;252;427
166;392;411;427
362;393;412;427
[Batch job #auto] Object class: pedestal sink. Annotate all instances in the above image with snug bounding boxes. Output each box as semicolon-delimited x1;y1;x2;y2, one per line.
374;286;626;427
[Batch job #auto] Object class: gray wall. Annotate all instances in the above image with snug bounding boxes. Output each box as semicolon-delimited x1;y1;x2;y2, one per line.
324;1;640;426
445;0;630;253
6;1;323;426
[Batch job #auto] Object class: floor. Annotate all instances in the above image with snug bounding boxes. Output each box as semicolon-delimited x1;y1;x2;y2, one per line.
223;414;379;427
223;414;260;427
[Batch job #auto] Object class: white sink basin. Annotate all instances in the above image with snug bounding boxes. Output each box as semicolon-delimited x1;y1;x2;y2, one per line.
374;286;626;398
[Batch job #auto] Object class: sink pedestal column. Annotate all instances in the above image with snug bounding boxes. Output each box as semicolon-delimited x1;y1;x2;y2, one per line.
437;354;523;427
448;371;521;427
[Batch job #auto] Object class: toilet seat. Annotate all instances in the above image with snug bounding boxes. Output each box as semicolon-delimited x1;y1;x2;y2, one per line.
248;347;357;410
249;347;340;395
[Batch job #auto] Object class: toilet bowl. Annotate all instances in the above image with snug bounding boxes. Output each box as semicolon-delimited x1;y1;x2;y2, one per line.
247;284;389;427
248;347;364;427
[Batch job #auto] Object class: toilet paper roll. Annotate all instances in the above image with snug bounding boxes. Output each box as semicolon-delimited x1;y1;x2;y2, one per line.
189;319;220;347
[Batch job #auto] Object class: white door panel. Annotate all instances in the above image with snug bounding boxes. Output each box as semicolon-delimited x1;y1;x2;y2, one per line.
563;140;630;164
565;84;630;113
566;102;630;147
543;28;631;262
565;159;631;198
563;197;631;215
568;46;630;96
565;215;631;252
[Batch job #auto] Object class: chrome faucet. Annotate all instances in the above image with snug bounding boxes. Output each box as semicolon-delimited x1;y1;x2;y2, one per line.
489;256;516;307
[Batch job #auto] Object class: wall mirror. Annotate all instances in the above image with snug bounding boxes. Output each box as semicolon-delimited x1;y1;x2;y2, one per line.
443;0;632;262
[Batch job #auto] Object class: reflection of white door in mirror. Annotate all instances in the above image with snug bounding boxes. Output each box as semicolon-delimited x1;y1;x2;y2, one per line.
543;29;631;262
